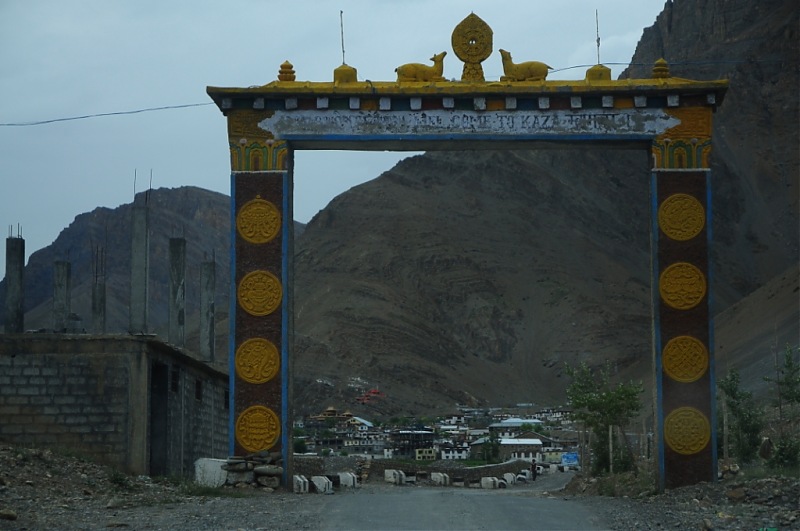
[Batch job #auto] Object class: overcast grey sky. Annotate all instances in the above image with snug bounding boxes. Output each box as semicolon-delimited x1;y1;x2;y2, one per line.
0;0;666;268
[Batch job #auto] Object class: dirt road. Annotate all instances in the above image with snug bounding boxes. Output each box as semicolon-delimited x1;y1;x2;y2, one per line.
315;477;611;530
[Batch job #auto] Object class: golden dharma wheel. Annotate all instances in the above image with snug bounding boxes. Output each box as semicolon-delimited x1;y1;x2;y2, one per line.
451;13;493;82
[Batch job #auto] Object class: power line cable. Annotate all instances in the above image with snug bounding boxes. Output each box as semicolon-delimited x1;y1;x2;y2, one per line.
0;102;214;127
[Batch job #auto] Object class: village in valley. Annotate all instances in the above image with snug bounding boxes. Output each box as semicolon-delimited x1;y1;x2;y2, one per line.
294;402;584;471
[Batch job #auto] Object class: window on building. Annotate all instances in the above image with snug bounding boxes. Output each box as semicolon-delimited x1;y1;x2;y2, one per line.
195;379;203;401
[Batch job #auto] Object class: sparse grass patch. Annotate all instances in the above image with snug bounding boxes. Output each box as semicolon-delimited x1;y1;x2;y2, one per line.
739;462;800;480
108;469;139;492
179;482;249;498
593;463;658;498
151;476;249;498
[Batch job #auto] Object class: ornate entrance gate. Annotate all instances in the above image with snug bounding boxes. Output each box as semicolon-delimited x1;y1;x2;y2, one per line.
207;14;727;491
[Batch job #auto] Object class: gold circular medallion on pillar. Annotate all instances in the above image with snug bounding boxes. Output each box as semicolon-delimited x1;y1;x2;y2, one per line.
664;407;710;455
236;196;281;244
235;338;280;384
659;262;706;310
662;335;708;383
238;270;282;316
658;193;705;241
235;405;280;452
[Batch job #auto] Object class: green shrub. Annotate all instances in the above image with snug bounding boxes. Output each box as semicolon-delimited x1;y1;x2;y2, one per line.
767;436;800;470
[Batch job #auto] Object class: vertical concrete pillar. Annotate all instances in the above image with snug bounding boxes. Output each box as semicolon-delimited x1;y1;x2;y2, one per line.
53;260;71;332
129;205;149;333
4;237;25;333
92;246;106;334
200;259;216;362
92;282;106;334
169;238;186;347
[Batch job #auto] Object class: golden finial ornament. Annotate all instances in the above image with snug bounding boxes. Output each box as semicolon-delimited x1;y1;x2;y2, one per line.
653;58;670;78
278;60;296;82
334;63;358;85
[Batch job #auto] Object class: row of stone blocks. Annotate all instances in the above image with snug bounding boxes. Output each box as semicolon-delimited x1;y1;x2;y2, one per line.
194;459;360;493
292;473;359;494
384;469;523;489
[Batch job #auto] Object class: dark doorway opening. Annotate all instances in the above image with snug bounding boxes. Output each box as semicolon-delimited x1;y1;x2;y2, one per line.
149;362;169;476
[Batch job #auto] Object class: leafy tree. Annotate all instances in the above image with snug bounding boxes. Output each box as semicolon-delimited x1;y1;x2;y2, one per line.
764;344;800;414
763;345;800;469
481;431;501;464
566;361;643;475
293;438;307;454
719;369;764;464
520;422;534;433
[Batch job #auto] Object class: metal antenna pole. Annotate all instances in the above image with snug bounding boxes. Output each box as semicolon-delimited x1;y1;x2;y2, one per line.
596;10;601;64
340;10;346;65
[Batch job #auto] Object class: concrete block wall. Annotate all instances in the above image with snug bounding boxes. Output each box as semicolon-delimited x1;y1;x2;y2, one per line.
0;335;228;477
0;345;131;468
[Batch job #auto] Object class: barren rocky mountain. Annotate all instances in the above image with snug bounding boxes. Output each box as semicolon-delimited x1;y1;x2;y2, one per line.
1;0;797;417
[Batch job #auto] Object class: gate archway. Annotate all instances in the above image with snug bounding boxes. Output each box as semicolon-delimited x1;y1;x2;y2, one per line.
207;14;727;492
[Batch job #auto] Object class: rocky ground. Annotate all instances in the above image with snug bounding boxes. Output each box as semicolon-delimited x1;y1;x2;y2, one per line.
564;469;800;530
1;444;798;530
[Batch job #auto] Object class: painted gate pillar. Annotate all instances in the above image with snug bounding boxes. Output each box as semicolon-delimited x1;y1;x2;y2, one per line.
651;90;717;490
225;109;293;483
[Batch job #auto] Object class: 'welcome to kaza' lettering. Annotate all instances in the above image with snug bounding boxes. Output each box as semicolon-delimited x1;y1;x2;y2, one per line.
262;109;679;138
